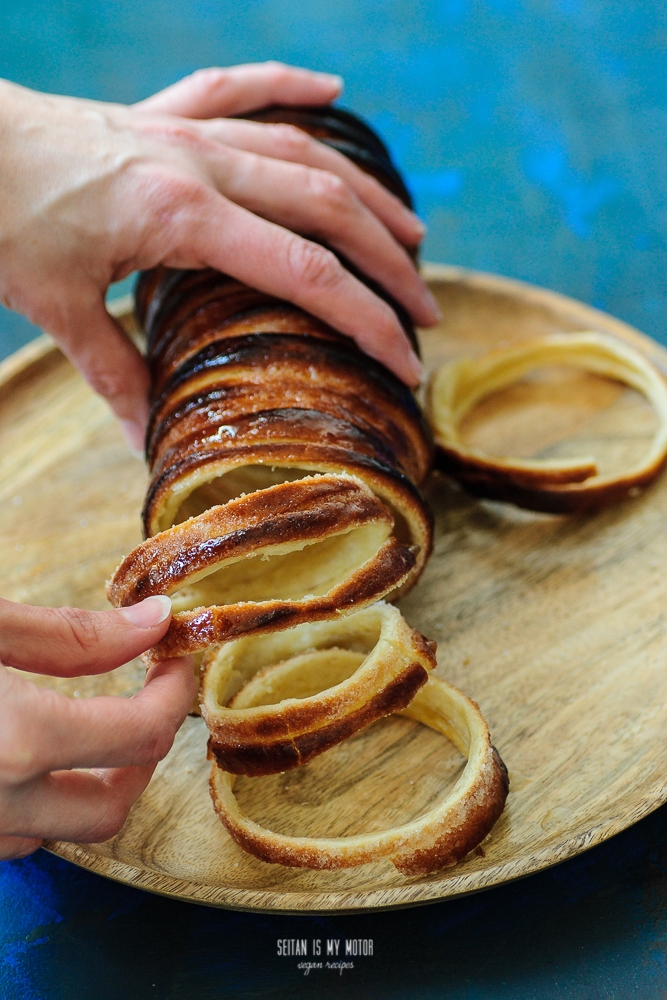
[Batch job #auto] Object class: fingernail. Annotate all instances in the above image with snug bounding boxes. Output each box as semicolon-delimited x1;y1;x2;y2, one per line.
119;595;172;628
119;419;145;460
408;352;425;385
411;216;427;238
424;289;442;323
320;73;344;90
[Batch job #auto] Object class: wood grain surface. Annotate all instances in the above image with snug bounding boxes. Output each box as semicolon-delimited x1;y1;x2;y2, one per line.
4;266;667;912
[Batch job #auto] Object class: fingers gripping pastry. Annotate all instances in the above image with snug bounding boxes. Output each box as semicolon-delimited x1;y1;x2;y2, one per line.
207;607;508;873
106;105;508;874
114;105;433;661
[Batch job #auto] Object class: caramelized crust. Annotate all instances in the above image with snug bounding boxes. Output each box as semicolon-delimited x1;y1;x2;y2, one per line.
107;475;419;662
131;103;433;662
428;332;667;514
124;105;507;875
209;665;509;874
146;332;430;474
201;604;435;775
109;474;392;604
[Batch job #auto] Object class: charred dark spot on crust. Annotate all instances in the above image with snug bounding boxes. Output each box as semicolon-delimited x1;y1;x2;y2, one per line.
142;441;430;539
153;334;421;421
135;104;434;675
109;476;393;606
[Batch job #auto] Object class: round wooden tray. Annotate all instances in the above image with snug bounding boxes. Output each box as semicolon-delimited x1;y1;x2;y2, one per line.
5;264;667;912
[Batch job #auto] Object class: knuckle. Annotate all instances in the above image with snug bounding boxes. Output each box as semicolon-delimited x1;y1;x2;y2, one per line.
190;67;228;92
84;366;131;404
141;119;211;154
268;123;310;157
286;241;343;294
0;743;36;785
0;837;41;861
262;60;289;83
135;168;213;241
0;675;48;783
49;606;103;656
145;170;208;213
137;718;175;766
307;169;351;213
0;726;41;785
87;801;129;843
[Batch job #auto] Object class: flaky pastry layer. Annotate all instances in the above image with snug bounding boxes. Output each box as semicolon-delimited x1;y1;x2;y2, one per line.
210;655;508;874
107;475;418;663
200;603;435;775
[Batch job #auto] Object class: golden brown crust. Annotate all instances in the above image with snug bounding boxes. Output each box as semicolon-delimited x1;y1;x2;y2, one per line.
209;671;509;873
108;473;392;606
130;106;433;667
146;332;433;490
146;383;419;473
391;745;508;875
200;604;436;776
428;332;667;514
208;664;429;775
107;475;420;663
143;536;416;663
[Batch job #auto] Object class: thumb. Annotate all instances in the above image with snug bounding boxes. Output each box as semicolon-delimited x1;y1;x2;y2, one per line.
0;596;173;677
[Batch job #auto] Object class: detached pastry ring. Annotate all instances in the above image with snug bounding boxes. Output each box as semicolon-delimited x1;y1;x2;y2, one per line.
200;603;435;776
107;474;418;664
209;634;509;875
427;332;667;513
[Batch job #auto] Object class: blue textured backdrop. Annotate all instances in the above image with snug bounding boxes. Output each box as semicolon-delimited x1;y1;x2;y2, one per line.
1;0;666;355
2;2;667;997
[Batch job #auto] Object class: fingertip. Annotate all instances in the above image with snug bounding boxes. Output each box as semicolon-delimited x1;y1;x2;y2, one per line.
402;215;426;244
118;596;172;629
319;72;344;94
413;217;427;239
119;420;146;459
414;291;442;328
425;290;442;324
144;654;195;684
407;353;425;387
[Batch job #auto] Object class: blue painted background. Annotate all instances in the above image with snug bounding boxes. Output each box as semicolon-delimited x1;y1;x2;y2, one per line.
1;0;666;354
2;1;667;997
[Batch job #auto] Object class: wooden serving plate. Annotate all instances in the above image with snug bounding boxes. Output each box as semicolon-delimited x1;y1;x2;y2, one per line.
4;264;667;912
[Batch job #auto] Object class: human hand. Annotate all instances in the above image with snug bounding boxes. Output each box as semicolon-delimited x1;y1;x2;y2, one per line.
0;62;437;454
0;595;196;860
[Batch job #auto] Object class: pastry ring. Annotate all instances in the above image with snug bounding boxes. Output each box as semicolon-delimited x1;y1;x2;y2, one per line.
427;332;667;513
107;474;418;664
200;602;435;776
208;613;508;875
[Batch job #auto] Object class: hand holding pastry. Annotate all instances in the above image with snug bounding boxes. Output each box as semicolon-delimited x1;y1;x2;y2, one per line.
0;596;195;860
0;62;436;453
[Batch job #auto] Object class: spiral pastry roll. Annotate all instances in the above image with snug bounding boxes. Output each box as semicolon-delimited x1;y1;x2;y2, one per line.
200;602;436;776
109;105;434;659
206;609;508;873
